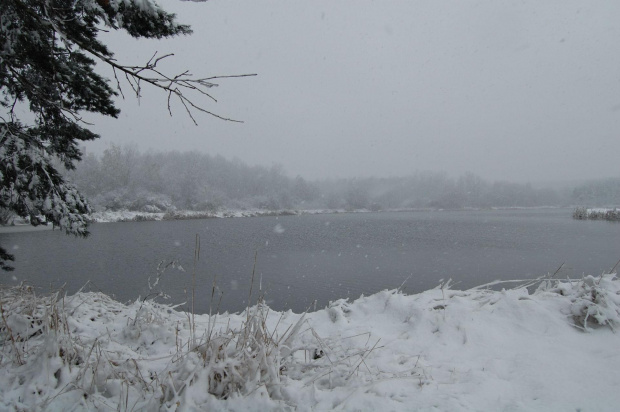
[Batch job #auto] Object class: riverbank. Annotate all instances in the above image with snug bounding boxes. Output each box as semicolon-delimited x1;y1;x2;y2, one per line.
1;274;619;410
88;206;565;223
1;206;568;230
0;209;338;232
87;208;331;223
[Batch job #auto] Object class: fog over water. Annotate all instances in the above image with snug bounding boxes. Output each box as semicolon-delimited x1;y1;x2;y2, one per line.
83;0;620;183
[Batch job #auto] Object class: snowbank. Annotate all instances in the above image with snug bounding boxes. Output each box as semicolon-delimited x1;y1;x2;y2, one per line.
1;275;619;411
88;207;568;224
87;209;341;223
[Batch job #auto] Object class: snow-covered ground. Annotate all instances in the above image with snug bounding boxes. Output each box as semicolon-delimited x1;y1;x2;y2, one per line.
2;206;565;227
88;207;563;223
1;275;619;411
87;209;342;223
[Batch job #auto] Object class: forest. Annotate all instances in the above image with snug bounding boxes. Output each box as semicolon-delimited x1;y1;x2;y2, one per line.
61;144;612;214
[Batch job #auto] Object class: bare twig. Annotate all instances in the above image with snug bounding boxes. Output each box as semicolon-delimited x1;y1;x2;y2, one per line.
346;338;381;380
551;262;565;279
610;258;620;274
77;43;256;123
191;234;200;345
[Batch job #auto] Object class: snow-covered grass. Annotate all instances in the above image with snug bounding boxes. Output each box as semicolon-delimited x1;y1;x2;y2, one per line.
0;207;566;227
87;209;339;223
0;208;363;226
88;207;565;224
573;207;620;221
1;275;620;411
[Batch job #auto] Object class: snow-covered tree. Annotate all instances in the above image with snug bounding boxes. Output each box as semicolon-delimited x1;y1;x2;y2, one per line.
0;0;240;270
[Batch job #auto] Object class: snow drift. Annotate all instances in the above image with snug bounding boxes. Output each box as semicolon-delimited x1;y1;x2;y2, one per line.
1;275;619;411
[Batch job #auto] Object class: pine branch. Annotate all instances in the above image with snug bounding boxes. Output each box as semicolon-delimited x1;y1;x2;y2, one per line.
0;0;254;270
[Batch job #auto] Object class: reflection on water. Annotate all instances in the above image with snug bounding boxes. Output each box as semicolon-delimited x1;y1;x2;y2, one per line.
1;209;618;313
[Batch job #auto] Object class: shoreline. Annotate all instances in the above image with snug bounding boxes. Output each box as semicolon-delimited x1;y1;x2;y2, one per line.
89;205;567;224
0;206;569;233
0;274;618;410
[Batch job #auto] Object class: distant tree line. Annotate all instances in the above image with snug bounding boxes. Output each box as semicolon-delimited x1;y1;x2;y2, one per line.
64;145;579;214
66;145;307;212
572;178;620;207
314;172;566;211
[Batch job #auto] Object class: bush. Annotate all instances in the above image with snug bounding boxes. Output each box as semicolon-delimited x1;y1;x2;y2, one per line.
537;274;620;331
573;207;620;221
572;206;588;220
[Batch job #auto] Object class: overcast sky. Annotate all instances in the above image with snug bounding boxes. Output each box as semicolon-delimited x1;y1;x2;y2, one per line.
85;0;620;183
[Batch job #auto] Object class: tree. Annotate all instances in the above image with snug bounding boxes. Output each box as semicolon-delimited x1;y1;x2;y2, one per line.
100;144;136;191
0;0;250;270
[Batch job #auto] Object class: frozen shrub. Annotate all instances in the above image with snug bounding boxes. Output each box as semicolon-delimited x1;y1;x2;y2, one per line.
572;206;588;220
568;275;620;331
574;207;620;221
603;209;620;221
537;274;620;331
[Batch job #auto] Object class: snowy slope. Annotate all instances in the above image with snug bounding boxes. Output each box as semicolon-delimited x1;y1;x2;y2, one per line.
1;275;619;411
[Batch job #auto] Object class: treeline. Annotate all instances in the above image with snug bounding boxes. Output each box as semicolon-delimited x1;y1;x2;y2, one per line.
66;145;570;213
572;178;620;207
66;145;310;212
316;173;565;211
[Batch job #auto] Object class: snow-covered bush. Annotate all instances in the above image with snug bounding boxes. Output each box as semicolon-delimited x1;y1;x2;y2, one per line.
573;206;588;219
573;207;620;221
536;274;620;331
566;275;620;331
129;192;175;213
604;209;620;221
91;188;133;211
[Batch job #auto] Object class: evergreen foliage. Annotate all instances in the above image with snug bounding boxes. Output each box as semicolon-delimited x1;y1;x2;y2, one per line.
0;0;196;270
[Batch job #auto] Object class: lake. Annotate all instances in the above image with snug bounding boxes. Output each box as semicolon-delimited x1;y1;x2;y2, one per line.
1;208;618;313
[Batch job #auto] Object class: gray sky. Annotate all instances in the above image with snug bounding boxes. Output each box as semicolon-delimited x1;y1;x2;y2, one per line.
85;0;620;183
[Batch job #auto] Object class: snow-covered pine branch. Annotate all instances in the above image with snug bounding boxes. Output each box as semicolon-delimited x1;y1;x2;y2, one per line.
0;0;251;270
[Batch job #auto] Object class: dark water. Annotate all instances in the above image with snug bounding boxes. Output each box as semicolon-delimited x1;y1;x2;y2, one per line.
1;209;618;313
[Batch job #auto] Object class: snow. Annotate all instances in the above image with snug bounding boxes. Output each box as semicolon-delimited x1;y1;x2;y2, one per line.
573;207;620;221
1;275;619;410
86;207;566;224
87;208;346;223
584;208;619;215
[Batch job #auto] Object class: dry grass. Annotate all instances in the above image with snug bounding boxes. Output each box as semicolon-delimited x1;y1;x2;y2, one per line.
0;279;382;410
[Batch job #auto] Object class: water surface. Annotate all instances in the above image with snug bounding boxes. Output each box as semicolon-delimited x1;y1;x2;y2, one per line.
1;209;618;313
